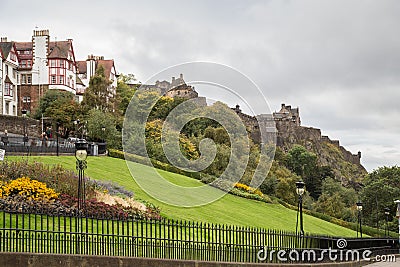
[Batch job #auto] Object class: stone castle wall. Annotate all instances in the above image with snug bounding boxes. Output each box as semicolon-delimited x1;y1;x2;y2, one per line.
322;135;361;165
0;115;41;137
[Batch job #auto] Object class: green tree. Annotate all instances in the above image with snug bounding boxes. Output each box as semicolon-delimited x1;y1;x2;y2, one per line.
86;109;121;149
361;166;400;231
314;178;357;221
34;90;81;137
285;145;332;199
115;73;137;116
35;90;75;118
285;145;318;178
81;65;112;112
144;119;199;163
148;96;187;122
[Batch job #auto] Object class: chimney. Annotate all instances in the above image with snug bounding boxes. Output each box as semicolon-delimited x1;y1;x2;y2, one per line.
172;77;175;83
180;73;183;79
0;37;7;42
33;29;49;37
67;38;73;42
87;55;96;79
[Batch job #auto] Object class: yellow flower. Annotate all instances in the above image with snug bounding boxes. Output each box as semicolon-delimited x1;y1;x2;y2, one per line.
0;177;59;201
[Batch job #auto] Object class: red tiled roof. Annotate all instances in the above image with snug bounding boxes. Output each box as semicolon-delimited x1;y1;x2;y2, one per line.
48;41;70;59
76;61;87;74
14;42;33;62
15;42;32;50
97;59;115;79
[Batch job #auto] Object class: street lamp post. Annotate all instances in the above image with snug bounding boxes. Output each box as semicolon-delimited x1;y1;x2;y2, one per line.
75;139;88;214
74;119;80;138
356;201;363;238
296;181;305;236
101;125;105;143
56;122;60;156
384;207;390;237
394;200;400;251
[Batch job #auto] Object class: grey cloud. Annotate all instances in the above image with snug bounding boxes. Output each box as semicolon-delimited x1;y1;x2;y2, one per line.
1;0;400;171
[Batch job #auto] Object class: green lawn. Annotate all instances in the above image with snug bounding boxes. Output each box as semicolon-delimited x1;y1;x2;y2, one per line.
6;155;357;237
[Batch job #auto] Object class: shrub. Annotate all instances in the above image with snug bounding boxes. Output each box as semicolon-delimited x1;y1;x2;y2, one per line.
90;179;134;198
0;177;59;201
0;193;162;221
234;183;266;199
0;160;95;199
59;194;161;220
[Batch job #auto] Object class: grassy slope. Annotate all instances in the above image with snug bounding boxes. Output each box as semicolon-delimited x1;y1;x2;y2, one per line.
9;155;357;237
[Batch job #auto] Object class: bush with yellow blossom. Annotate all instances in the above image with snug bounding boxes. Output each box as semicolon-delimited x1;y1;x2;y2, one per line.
0;177;59;201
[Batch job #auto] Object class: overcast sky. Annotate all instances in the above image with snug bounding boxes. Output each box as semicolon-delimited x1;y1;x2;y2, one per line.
2;0;399;171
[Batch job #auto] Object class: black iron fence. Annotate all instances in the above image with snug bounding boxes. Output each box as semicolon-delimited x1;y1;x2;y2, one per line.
0;211;397;263
0;136;106;155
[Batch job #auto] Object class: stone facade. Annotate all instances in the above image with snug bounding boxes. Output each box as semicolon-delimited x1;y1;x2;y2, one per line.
273;103;301;126
165;84;198;99
232;104;261;142
140;73;200;99
0;115;40;137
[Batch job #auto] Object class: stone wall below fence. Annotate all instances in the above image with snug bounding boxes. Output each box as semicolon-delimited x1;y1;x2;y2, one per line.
0;115;41;137
0;252;374;267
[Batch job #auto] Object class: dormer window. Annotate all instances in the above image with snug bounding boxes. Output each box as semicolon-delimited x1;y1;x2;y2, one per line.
10;52;17;62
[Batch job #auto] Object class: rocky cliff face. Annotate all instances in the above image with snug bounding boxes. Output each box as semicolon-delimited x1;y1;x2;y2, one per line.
233;103;367;185
275;120;366;186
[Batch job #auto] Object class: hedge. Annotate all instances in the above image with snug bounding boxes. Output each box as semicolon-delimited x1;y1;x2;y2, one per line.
108;149;201;180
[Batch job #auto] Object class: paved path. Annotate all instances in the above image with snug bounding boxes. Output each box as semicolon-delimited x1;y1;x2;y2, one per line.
364;257;399;266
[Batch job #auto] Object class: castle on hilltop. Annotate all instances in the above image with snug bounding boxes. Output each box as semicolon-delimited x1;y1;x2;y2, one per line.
136;73;207;105
141;74;363;168
233;103;362;167
138;73;198;98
